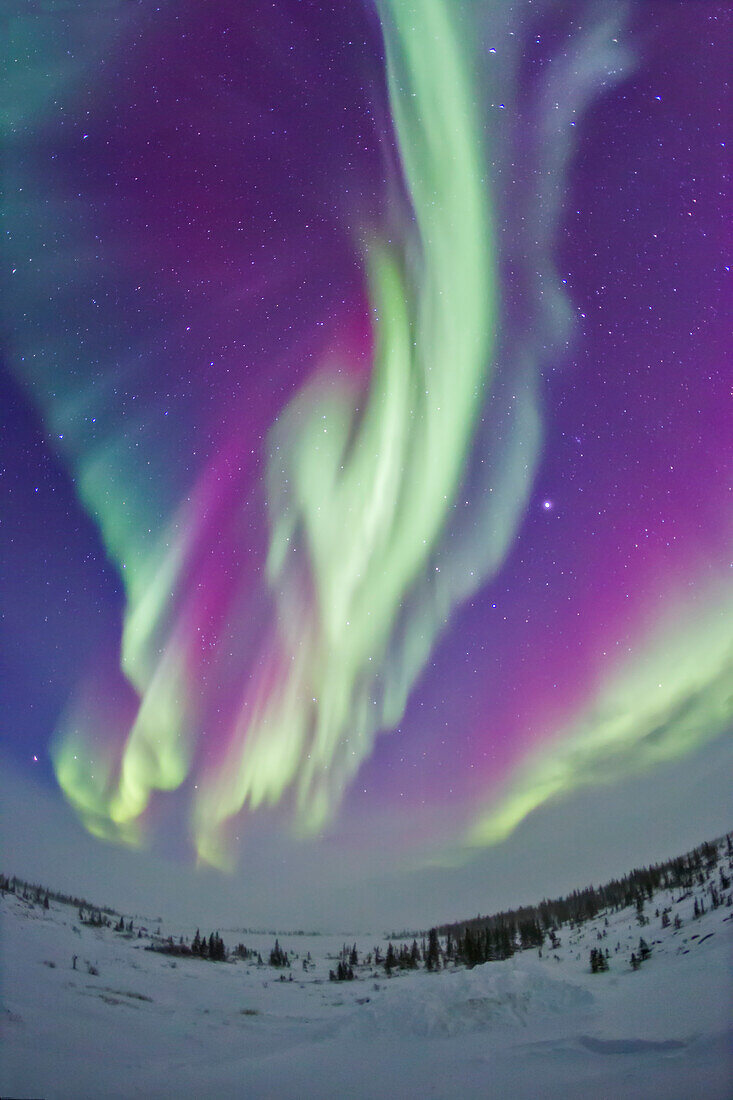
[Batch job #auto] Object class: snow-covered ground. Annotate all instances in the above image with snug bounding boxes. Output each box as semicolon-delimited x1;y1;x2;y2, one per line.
1;881;730;1099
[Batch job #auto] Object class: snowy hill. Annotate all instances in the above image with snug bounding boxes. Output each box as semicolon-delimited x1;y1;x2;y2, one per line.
1;844;731;1099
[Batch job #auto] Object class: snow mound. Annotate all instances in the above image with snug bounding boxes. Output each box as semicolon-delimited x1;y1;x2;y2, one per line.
347;959;594;1038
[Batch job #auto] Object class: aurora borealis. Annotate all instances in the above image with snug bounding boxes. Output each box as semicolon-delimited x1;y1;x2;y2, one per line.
2;1;730;916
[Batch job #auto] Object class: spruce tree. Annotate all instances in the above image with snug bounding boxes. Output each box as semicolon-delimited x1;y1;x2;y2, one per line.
425;928;440;971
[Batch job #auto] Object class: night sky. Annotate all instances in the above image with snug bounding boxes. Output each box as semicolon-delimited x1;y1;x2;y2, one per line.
2;1;730;927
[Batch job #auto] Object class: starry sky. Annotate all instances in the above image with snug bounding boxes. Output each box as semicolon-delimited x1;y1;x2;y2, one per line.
1;1;730;928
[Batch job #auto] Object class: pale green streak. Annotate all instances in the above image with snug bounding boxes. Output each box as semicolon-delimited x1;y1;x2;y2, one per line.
49;438;194;843
193;0;496;861
52;644;191;845
467;583;733;849
6;170;200;842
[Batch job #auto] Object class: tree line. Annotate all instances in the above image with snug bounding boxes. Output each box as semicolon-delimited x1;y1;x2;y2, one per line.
429;832;732;969
0;874;119;919
3;831;730;979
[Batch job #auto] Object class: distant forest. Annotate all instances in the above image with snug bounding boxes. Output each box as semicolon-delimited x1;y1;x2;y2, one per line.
431;833;732;968
2;830;731;977
0;874;120;919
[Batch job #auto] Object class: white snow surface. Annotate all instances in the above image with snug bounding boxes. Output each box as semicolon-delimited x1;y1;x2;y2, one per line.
1;882;731;1099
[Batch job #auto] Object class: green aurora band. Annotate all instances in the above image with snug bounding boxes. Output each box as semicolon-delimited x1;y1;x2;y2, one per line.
192;0;498;864
465;582;733;852
11;0;726;865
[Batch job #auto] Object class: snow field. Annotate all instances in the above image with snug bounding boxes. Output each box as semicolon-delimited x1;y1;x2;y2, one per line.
1;876;731;1098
